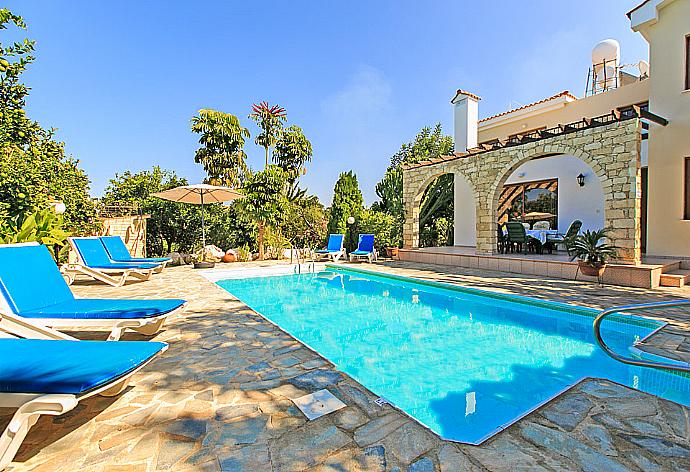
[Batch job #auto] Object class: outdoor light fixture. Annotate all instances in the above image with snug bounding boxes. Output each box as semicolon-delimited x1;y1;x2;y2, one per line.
347;216;355;225
577;173;586;187
51;201;66;214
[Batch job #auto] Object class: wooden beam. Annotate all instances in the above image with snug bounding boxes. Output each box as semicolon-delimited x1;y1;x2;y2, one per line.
633;105;668;126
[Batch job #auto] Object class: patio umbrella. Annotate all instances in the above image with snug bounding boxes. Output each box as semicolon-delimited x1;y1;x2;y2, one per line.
151;184;243;250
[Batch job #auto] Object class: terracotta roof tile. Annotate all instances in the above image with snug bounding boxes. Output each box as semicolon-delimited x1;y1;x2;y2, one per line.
450;89;482;103
478;91;577;123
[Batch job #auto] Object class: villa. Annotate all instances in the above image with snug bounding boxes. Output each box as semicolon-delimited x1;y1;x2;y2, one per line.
401;0;690;289
1;1;690;472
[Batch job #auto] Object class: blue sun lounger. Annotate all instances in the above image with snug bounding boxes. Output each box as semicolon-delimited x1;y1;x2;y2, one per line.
63;237;162;286
100;236;170;271
0;327;167;470
315;234;346;262
0;243;186;340
349;234;377;263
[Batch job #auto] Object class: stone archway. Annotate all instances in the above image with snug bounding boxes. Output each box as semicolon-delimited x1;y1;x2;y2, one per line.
402;119;642;263
403;170;455;249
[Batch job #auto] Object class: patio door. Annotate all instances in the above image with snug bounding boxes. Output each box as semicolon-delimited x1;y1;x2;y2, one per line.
497;179;558;229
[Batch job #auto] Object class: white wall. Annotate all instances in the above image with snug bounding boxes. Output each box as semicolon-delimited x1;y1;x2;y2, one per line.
504;155;605;232
453;173;476;246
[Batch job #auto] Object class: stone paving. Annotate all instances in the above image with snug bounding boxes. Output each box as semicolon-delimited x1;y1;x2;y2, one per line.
2;261;690;471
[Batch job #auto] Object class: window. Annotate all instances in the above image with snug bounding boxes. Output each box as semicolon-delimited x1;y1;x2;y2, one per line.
686;35;690;91
685;158;690;219
498;179;558;229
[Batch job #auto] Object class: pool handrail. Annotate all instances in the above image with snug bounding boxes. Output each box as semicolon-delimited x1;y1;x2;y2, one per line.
593;300;690;373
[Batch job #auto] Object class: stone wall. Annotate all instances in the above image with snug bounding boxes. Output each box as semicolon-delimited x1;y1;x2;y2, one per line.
402;119;642;263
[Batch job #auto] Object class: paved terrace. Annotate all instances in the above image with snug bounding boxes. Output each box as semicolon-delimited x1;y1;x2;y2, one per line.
2;261;690;471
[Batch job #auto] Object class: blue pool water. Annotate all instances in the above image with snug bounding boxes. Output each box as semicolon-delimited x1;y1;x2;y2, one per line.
217;267;690;444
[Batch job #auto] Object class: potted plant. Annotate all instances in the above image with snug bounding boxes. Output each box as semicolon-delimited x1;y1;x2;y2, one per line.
567;229;618;277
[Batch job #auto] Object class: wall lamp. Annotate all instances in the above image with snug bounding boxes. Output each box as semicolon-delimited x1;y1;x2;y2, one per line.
577;173;586;187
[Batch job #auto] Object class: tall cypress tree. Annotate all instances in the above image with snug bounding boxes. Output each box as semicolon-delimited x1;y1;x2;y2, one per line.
327;171;364;251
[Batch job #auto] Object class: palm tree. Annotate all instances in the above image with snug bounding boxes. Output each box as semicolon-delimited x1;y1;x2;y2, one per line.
248;101;287;168
191;109;250;188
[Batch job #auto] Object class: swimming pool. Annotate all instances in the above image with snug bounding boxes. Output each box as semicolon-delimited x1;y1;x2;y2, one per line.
216;266;690;444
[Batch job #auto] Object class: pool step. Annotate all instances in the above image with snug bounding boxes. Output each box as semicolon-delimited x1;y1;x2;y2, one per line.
659;269;690;288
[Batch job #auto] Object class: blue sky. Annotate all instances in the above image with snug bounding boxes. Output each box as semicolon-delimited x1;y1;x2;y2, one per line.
6;1;648;204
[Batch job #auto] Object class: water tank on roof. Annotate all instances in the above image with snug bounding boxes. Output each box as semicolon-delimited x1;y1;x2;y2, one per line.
592;39;620;91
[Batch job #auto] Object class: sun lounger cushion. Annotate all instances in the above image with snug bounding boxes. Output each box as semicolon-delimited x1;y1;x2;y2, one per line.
0;338;166;394
0;244;74;313
353;234;375;254
316;234;344;254
20;298;186;320
71;238;160;270
100;236;170;263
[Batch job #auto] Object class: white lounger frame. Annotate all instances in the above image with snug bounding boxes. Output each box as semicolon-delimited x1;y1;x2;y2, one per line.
61;237;158;287
25;301;187;341
0;313;167;470
349;249;378;263
315;249;346;262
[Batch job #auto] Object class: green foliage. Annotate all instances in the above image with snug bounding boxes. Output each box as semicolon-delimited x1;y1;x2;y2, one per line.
0;207;68;258
373;123;455;247
390;123;453;168
279;193;326;249
0;10;98;235
102;167;254;255
249;101;287;168
191;109;250;187
240;165;290;258
420;216;453;248
263;226;291;259
327;171;364;251
357;209;400;251
568;229;618;266
240;165;289;228
273;125;313;183
234;244;252;262
373;166;403;218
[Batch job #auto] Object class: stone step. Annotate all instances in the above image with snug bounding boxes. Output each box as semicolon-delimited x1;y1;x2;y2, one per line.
659;270;690;288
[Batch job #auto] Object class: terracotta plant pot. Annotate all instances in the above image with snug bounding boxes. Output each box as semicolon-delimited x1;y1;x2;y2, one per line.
221;253;237;263
386;247;399;258
578;261;606;278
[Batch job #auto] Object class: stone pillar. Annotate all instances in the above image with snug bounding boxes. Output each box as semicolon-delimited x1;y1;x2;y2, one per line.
402;169;420;249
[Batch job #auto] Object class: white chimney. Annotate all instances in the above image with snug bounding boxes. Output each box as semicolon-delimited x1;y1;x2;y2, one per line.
451;90;480;153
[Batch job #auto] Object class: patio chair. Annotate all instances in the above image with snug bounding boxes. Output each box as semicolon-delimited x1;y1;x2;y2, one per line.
0;243;186;341
0;323;167;470
62;237;162;287
100;236;170;273
497;223;507;254
545;220;582;254
505;221;538;255
315;234;346;262
349;234;377;263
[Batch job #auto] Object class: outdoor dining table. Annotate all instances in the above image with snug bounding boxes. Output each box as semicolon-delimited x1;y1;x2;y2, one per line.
526;229;558;245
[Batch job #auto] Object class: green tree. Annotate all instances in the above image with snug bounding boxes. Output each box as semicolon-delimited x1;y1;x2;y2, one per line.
390;123;453;168
0;9;98;235
249;101;286;168
327;171;364;251
273;125;313;184
374;123;454;247
240;165;289;259
191;109;250;187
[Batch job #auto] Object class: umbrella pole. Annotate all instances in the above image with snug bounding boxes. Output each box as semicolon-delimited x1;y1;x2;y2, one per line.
201;191;206;257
